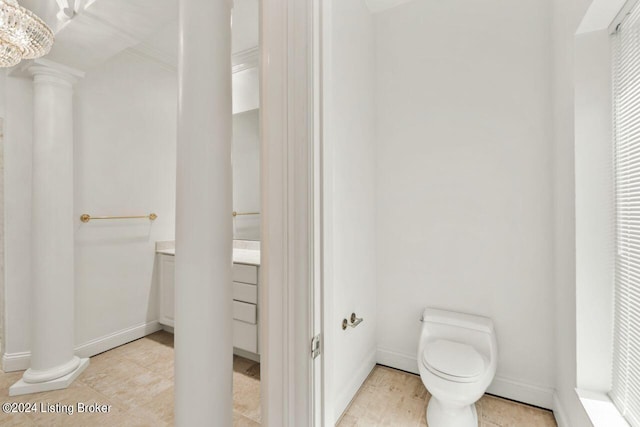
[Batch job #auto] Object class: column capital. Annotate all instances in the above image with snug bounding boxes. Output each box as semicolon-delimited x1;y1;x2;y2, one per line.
28;58;84;87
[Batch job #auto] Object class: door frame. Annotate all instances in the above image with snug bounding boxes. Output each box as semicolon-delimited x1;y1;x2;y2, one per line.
260;0;322;425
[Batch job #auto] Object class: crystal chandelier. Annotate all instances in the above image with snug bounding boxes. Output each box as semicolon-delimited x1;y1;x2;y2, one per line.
0;0;54;67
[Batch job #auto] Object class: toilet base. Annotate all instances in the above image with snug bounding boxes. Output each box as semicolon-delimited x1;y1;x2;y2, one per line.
426;396;478;427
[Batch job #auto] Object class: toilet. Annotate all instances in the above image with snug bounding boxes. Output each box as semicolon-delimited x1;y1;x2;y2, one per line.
417;308;497;427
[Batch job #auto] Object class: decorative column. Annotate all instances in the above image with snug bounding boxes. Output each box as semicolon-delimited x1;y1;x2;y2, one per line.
174;0;233;425
10;59;88;396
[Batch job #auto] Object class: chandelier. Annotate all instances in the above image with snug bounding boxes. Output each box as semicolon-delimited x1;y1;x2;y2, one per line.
0;0;54;67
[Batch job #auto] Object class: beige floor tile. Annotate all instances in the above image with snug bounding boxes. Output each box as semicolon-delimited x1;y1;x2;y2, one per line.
136;384;174;425
0;413;37;427
80;357;172;412
85;411;167;427
105;333;175;381
337;413;357;427
233;370;261;422
126;343;174;380
0;370;25;397
379;395;425;427
234;411;262;427
99;340;144;361
233;355;261;423
418;403;428;426
339;365;558;427
366;366;429;402
0;336;558;427
145;331;175;347
234;355;260;375
478;395;557;427
5;384;126;427
340;385;382;425
339;383;425;427
0;333;258;427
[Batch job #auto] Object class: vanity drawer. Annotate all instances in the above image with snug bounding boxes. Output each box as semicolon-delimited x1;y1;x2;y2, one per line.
233;263;258;284
233;320;258;353
233;282;257;304
233;300;257;324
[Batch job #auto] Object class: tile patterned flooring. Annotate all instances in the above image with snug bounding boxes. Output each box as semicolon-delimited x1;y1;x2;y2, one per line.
338;365;558;427
0;331;260;426
0;332;556;426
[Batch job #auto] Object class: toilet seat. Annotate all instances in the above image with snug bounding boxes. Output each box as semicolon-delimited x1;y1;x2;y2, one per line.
422;339;485;383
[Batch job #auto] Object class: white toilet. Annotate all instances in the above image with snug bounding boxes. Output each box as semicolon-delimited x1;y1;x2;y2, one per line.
417;308;497;427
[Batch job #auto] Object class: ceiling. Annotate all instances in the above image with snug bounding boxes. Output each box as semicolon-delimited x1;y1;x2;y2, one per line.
16;0;419;72
577;0;627;34
17;0;258;72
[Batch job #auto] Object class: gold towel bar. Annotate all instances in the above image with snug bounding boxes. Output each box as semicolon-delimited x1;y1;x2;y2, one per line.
232;211;260;217
80;213;157;223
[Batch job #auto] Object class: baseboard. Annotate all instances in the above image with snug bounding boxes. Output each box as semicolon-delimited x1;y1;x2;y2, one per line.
376;347;555;410
487;374;554;409
234;347;260;363
376;347;419;374
2;351;31;373
553;392;570;427
75;321;163;359
335;348;377;423
2;321;162;372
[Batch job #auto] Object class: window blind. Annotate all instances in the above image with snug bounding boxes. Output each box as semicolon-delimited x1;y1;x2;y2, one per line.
612;2;640;426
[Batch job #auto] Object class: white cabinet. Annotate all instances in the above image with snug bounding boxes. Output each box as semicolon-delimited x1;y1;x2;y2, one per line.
158;254;175;327
233;281;257;304
233;67;259;114
233;319;258;354
232;263;259;356
157;255;260;357
233;263;258;284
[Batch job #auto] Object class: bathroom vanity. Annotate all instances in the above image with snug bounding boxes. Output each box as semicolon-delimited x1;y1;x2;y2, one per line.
156;242;261;359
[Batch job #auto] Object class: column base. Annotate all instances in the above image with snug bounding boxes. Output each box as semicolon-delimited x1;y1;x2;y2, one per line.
9;358;90;396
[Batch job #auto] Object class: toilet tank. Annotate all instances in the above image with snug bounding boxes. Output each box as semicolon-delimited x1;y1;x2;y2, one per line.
420;308;495;358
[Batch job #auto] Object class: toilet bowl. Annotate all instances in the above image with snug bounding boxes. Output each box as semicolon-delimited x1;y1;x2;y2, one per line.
417;308;497;427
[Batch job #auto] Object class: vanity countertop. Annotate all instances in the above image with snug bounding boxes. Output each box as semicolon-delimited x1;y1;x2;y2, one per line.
156;248;176;256
156;243;260;266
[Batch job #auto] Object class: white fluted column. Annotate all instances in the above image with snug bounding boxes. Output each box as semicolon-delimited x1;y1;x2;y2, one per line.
10;59;88;396
174;0;233;425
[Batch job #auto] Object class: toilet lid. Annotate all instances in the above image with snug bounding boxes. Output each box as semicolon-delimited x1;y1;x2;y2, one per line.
422;339;485;380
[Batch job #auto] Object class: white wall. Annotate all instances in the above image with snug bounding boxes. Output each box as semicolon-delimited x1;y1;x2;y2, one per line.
374;0;557;408
323;0;377;422
0;71;4;117
0;71;6;356
551;0;599;425
233;67;259;114
3;76;34;359
2;51;177;368
73;51;177;346
232;0;259;53
232;109;260;240
574;29;613;394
